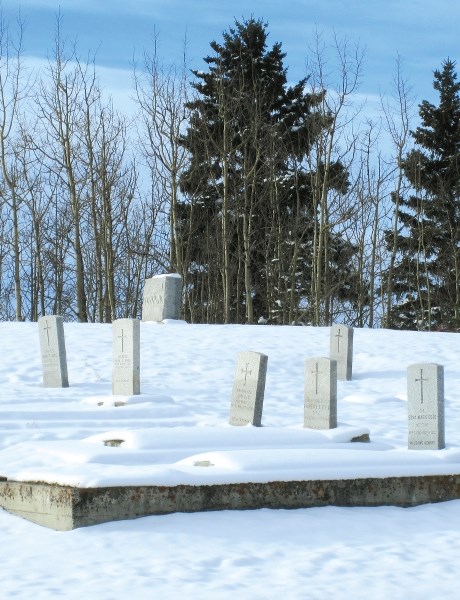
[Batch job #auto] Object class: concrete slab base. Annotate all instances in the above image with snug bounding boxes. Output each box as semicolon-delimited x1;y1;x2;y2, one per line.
2;473;460;530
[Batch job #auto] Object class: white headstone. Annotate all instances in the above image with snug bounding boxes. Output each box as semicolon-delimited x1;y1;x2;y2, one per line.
330;324;353;380
112;318;140;395
229;351;268;426
38;315;69;388
142;274;182;322
407;363;445;450
304;357;337;429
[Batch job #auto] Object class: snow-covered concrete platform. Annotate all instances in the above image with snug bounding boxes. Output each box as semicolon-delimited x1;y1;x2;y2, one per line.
3;425;460;530
3;472;460;530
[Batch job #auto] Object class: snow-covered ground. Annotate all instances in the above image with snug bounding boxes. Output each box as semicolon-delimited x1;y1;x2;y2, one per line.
1;321;460;599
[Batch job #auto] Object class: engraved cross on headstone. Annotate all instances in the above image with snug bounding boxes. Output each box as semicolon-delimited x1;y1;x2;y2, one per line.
335;328;343;352
241;363;252;384
312;361;322;395
43;321;51;346
415;368;428;404
118;329;127;353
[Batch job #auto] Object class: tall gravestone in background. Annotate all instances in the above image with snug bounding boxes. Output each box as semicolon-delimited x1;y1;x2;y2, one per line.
38;315;69;388
330;324;353;381
304;357;337;429
112;318;140;395
142;274;182;322
229;351;268;426
407;362;445;450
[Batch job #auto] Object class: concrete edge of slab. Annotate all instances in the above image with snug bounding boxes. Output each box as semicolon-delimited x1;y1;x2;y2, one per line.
2;473;460;530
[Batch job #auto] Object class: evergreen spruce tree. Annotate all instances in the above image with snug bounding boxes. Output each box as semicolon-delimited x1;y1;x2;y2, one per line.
179;18;355;324
385;60;460;330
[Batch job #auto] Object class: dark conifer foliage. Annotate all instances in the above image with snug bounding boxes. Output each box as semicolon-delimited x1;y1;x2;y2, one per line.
384;60;460;330
179;18;355;324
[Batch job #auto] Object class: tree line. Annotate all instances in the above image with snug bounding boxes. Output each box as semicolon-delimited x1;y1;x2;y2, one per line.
1;16;459;330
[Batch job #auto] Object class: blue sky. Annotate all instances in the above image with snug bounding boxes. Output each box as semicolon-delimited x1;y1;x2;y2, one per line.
3;0;459;110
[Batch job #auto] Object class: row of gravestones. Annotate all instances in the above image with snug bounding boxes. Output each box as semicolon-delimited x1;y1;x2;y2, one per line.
38;315;141;395
38;314;445;452
229;347;445;451
38;273;182;391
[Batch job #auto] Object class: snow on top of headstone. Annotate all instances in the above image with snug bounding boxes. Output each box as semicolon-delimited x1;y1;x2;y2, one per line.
152;273;182;279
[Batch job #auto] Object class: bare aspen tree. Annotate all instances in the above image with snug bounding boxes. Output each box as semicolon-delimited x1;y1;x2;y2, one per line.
215;62;239;323
79;60;139;321
347;120;392;327
236;77;272;324
305;30;364;325
0;201;14;318
381;56;415;327
0;14;28;321
14;119;52;320
33;24;89;321
363;135;386;328
134;35;190;275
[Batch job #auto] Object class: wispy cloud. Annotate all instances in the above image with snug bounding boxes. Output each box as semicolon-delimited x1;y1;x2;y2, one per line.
2;0;458;106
